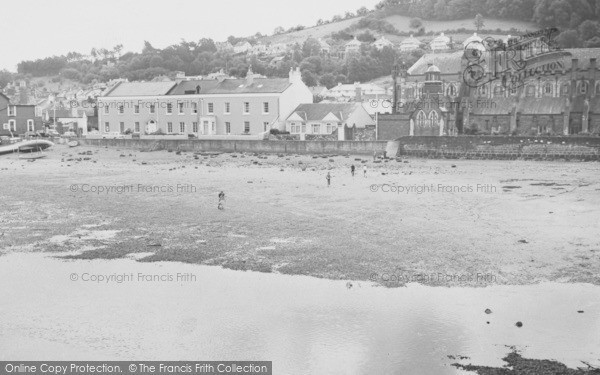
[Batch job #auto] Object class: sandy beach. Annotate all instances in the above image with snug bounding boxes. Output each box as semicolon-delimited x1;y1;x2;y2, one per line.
1;144;599;287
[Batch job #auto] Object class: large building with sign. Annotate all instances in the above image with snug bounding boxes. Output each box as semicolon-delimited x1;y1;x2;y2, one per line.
382;46;600;138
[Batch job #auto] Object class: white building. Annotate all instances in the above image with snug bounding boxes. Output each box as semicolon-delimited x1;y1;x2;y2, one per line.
430;32;451;51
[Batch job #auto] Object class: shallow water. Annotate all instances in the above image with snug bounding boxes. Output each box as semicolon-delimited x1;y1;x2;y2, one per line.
0;253;599;375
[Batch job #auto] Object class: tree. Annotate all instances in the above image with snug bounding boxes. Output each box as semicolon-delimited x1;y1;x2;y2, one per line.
579;20;600;42
357;6;369;16
316;19;324;26
301;70;318;87
302;38;322;58
474;13;485;31
319;73;336;89
409;17;423;29
344;11;355;19
274;26;285;35
555;29;581;48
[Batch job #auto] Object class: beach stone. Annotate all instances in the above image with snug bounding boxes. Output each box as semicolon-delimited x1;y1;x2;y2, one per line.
515;321;523;327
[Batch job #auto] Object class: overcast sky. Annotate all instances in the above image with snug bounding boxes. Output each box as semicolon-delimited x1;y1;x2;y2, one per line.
0;0;381;71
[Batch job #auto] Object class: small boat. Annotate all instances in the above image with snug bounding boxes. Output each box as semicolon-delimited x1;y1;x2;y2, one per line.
19;153;47;160
68;140;79;147
0;140;54;156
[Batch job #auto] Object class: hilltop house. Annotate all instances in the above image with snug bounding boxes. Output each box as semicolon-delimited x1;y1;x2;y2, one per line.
285;102;375;140
400;34;421;51
344;37;362;59
462;32;484;51
234;41;253;54
0;93;43;137
97;67;313;137
430;33;451;51
373;36;395;50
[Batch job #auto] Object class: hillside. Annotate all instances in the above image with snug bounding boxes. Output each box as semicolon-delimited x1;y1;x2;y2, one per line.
260;14;535;46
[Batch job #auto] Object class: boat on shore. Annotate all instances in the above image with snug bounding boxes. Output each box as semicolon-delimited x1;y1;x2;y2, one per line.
0;140;54;156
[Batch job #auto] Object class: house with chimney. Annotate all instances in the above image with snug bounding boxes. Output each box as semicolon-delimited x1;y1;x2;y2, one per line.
0;93;43;137
97;67;313;137
285;102;375;140
400;34;421;51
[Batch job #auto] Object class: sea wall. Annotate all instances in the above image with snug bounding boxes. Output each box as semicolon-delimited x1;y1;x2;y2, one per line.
79;138;389;155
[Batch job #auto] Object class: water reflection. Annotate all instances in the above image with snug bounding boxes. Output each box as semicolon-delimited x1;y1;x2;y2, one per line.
0;253;598;374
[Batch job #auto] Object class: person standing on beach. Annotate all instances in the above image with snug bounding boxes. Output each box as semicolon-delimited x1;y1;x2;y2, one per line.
218;191;225;210
373;151;377;161
326;172;331;187
350;165;355;177
363;165;367;178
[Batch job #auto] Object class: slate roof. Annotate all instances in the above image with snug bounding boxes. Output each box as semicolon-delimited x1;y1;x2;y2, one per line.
517;97;567;115
167;78;292;95
103;82;178;97
408;51;464;75
287;103;363;122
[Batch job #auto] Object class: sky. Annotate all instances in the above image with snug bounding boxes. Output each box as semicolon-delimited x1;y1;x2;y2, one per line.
0;0;381;72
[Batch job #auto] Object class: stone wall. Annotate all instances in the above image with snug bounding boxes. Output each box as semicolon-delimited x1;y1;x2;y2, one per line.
396;136;600;160
80;138;389;155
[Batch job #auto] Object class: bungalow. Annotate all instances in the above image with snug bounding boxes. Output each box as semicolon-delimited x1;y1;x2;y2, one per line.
285;102;375;140
373;36;395;50
400;34;421;51
344;37;362;59
234;41;253;54
430;32;451;51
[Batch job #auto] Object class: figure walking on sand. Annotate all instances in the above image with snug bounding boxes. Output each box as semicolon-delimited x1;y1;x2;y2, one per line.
363;165;367;178
350;164;355;177
218;191;225;210
326;172;331;187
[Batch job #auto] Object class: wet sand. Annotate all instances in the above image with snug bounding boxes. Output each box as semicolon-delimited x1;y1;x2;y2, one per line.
1;144;599;287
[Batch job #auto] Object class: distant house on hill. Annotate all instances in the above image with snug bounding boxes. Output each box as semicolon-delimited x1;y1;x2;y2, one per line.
400;34;421;51
344;37;362;59
462;32;485;51
285;102;375;140
216;41;234;52
234;41;253;54
430;32;451;51
372;36;395;50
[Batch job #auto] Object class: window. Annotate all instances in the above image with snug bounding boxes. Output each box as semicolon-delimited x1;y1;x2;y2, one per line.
167;122;173;133
27;119;34;132
244;121;250;133
118;104;124;114
225;102;231;114
416;110;426;127
244;102;250;114
561;83;570;96
493;85;504;98
212;122;216;132
203;121;209;134
179;122;185;133
301;123;306;133
178;102;185;114
207;103;214;114
193;122;198;133
526;85;536;97
134;105;140;114
429;111;438;127
104;122;110;132
150;104;156;114
543;83;553;96
263;122;269;132
8;106;16;116
326;123;334;134
510;86;518;96
166;103;173;114
104;106;109;114
478;85;487;96
119;122;125;133
225;122;231;134
134;122;140;133
192;102;198;114
446;84;456;96
312;124;320;134
579;81;588;94
263;102;269;114
8;120;16;131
